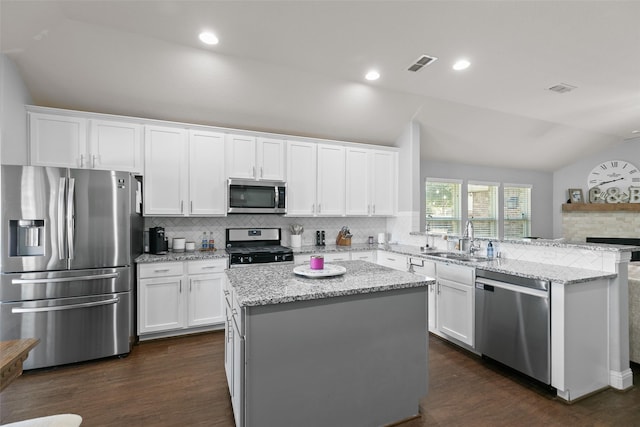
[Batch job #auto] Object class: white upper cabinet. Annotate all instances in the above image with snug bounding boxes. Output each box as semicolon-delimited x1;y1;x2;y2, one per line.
345;148;397;216
29;110;143;173
370;150;397;216
89;119;143;173
144;126;189;216
189;129;227;216
316;144;345;216
227;134;285;181
345;147;371;216
286;140;317;216
144;126;226;217
256;137;285;181
226;134;256;179
29;112;87;168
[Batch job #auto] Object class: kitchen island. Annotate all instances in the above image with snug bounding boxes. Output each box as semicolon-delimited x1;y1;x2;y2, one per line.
224;260;433;427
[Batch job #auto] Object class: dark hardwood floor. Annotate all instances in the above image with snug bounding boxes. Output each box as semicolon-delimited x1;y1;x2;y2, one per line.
1;331;638;426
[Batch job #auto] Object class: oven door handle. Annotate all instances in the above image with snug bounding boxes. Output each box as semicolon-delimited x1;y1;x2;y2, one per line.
12;297;120;313
12;272;119;284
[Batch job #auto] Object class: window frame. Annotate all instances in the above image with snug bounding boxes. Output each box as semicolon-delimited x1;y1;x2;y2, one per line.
467;180;500;239
425;178;463;236
503;183;532;239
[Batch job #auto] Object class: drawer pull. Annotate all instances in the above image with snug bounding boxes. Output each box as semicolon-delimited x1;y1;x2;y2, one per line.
154;269;170;273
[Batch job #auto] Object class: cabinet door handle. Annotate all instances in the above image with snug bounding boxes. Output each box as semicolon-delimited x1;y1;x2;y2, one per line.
180;201;184;213
92;154;97;168
372;204;376;214
190;201;193;213
312;204;315;213
318;204;321;213
260;166;263;178
79;154;85;168
368;205;371;215
252;166;256;177
437;281;441;294
179;280;182;293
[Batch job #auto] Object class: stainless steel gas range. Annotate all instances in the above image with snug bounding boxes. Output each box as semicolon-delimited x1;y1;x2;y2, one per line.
225;228;294;267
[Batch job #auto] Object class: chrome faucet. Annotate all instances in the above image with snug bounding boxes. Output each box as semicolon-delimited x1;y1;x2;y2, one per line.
463;219;480;254
425;215;434;249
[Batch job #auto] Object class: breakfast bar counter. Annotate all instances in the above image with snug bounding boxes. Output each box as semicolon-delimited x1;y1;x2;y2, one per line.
224;260;432;427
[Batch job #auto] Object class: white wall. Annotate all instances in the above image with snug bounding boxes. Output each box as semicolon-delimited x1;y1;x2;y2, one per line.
0;54;32;165
552;141;640;237
421;160;554;238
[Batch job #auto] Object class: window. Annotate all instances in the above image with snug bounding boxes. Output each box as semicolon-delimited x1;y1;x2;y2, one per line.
425;179;462;235
468;182;499;238
503;185;531;239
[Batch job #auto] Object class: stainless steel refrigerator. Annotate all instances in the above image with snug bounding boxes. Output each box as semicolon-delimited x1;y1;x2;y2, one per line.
0;165;142;370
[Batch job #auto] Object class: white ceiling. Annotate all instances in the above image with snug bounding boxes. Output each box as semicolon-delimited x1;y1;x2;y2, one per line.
2;0;639;172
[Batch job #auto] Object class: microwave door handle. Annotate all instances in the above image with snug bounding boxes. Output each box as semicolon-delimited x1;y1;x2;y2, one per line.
274;186;279;208
67;178;75;260
57;177;67;259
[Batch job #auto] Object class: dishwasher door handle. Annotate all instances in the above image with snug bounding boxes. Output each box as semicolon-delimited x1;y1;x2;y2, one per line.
475;278;548;298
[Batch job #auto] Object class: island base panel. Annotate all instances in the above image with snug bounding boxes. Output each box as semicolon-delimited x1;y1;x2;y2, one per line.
243;287;428;427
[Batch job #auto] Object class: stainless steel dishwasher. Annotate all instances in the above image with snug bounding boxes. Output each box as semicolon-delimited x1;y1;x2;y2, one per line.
475;269;551;384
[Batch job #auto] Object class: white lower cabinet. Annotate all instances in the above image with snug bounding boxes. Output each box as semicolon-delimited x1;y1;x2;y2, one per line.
376;250;407;271
137;259;226;339
434;262;475;347
350;251;375;262
410;258;437;334
293;250;375;265
224;279;244;427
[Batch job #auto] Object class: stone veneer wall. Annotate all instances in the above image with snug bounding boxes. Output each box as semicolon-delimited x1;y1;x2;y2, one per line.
562;211;640;242
145;215;387;249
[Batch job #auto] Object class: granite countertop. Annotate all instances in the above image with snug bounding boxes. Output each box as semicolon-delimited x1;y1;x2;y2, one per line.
225;260;433;307
410;231;640;253
380;244;616;285
292;243;379;254
135;250;227;263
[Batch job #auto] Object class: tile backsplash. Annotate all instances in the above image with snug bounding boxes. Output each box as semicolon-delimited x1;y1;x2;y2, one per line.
145;215;387;249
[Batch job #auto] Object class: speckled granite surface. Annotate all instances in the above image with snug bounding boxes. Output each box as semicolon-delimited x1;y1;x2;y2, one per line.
292;243;380;254
226;260;432;307
379;244;616;284
474;259;616;285
135;251;227;263
408;233;640;253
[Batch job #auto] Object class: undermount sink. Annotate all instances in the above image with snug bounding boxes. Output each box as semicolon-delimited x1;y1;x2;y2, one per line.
426;252;489;263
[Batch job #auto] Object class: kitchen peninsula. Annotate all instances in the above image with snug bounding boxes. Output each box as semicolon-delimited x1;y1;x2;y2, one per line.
224;260;432;427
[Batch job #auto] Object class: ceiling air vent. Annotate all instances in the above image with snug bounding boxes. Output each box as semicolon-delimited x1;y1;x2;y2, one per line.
407;54;438;72
548;83;577;93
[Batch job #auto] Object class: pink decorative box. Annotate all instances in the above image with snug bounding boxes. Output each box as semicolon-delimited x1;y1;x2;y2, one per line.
309;255;324;270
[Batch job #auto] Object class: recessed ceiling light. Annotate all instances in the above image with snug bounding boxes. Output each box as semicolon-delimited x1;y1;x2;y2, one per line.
365;70;380;81
452;59;470;71
632;130;640;134
199;31;219;45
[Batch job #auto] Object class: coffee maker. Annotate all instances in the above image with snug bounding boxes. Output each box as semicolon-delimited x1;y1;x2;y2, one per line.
149;227;168;254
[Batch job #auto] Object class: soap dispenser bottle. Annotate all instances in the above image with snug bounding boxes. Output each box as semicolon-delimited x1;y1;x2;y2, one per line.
487;241;494;259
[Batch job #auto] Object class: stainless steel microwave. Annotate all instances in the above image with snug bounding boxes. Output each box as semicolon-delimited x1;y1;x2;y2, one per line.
228;179;286;214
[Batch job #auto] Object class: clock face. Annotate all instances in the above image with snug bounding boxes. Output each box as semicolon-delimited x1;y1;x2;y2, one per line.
587;160;640;202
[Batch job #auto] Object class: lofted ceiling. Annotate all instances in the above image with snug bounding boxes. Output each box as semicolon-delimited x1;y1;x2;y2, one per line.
1;1;639;172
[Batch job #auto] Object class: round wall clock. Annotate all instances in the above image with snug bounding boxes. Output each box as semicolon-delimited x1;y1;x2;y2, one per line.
587;160;640;203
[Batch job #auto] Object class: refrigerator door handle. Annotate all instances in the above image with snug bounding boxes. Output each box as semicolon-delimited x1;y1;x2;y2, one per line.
12;272;119;284
57;177;67;260
11;297;120;313
67;177;76;259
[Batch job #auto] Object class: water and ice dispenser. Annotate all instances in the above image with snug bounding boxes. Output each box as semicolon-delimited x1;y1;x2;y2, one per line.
9;219;45;256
